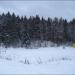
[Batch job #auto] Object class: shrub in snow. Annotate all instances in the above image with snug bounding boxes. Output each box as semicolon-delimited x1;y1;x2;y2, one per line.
24;58;30;64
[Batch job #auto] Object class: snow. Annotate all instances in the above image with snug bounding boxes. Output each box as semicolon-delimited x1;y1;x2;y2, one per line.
0;46;75;74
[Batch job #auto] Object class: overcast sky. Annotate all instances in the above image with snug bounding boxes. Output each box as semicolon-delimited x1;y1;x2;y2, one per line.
0;1;75;21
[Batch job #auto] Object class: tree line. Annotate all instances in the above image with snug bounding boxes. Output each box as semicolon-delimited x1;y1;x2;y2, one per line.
0;12;75;48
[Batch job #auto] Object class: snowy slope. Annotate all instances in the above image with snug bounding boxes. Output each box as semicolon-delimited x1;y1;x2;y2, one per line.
0;47;75;74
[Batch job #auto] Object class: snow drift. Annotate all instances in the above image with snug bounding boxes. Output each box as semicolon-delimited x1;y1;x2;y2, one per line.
0;46;75;74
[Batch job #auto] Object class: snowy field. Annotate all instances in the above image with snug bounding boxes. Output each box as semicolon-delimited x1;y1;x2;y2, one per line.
0;46;75;74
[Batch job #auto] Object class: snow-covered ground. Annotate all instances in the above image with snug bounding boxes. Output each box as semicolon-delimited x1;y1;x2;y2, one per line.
0;46;75;74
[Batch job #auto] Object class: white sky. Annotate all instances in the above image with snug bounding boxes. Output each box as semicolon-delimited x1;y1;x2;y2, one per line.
0;1;75;21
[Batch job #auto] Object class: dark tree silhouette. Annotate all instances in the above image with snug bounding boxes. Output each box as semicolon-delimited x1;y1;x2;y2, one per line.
0;12;75;48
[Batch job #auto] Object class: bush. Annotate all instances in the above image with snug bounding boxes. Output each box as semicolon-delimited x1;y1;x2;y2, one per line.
72;43;75;48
